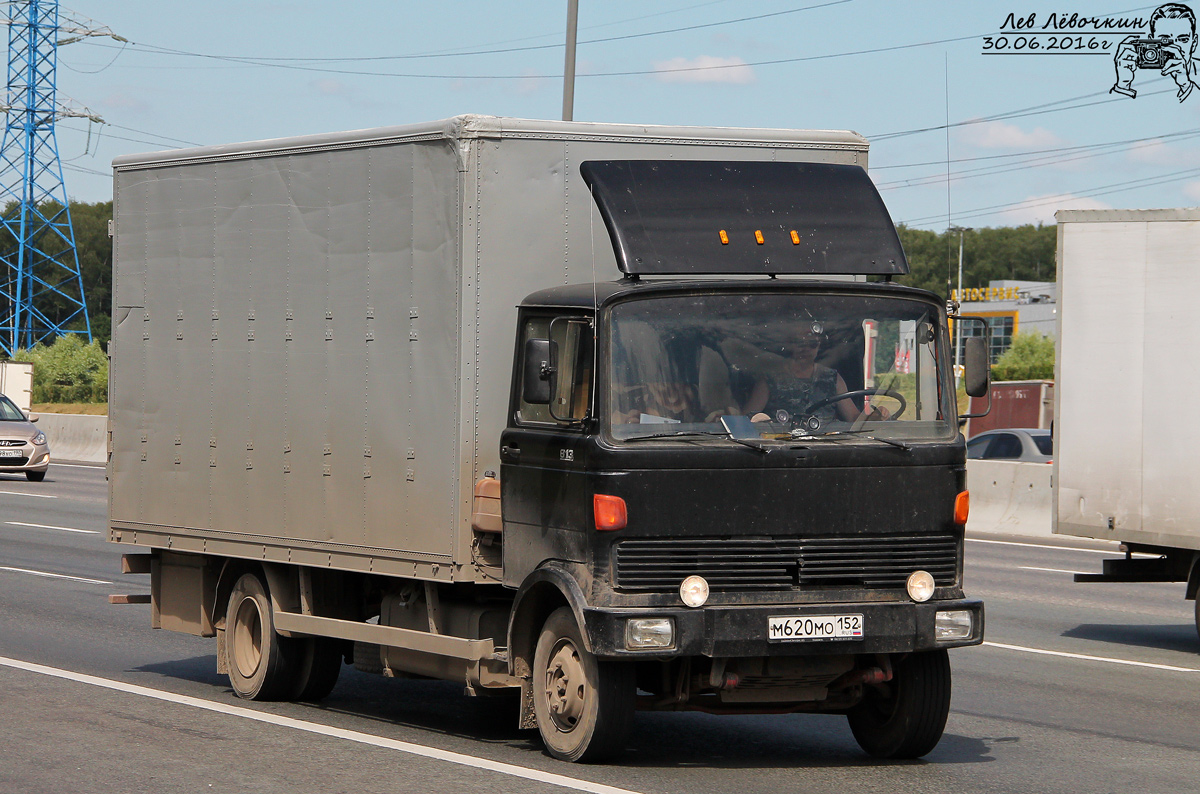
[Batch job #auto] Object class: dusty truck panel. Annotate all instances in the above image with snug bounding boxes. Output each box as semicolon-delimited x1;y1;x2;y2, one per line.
1053;209;1200;549
110;116;869;580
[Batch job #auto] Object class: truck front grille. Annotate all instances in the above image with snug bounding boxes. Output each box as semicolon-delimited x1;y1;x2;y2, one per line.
612;534;958;591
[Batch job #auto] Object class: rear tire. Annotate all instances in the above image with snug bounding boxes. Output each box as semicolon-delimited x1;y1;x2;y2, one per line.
533;607;635;762
290;637;343;701
847;650;951;759
224;572;300;700
25;470;45;482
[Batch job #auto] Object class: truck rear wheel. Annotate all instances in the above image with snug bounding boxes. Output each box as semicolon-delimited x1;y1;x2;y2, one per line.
533;607;635;762
290;638;343;701
225;572;299;701
846;650;951;759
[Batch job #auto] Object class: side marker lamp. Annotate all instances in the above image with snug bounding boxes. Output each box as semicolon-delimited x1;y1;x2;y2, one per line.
790;230;800;245
719;229;729;245
754;230;765;245
954;490;970;526
593;494;627;531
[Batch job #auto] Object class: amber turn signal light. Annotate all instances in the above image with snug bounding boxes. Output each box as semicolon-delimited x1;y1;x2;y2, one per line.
954;491;970;525
754;230;765;245
594;494;628;531
719;229;729;245
790;230;800;245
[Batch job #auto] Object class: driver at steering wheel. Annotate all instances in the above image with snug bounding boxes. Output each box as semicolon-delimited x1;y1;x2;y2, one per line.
743;323;889;424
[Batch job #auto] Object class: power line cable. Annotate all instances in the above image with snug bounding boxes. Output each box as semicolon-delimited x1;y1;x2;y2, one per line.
81;1;851;69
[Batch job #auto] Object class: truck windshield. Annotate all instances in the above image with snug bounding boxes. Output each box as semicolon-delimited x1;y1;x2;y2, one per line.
607;292;955;442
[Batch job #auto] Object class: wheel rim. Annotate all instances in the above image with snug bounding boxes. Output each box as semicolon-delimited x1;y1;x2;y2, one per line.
544;638;587;732
232;595;264;679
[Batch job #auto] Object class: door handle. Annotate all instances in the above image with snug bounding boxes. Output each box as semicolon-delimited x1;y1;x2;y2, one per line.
501;444;521;461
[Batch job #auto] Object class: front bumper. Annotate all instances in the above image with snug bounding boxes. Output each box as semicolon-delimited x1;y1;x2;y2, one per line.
584;597;984;658
0;445;49;473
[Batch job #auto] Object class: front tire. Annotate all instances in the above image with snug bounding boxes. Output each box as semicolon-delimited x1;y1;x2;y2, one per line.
25;470;45;482
847;650;952;759
533;607;635;762
224;572;300;701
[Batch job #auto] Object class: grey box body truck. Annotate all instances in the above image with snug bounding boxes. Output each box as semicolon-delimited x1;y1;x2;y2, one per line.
1055;209;1200;636
109;115;984;761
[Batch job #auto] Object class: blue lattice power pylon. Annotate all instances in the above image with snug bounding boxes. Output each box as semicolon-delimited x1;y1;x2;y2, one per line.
0;0;92;357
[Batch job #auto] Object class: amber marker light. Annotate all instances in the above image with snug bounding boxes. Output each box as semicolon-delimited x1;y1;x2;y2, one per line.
719;229;729;245
954;491;970;525
594;494;628;531
790;230;800;245
754;230;765;245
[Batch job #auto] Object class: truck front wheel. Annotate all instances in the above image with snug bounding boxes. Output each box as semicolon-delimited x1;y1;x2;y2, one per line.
225;572;300;700
533;607;635;762
846;650;951;759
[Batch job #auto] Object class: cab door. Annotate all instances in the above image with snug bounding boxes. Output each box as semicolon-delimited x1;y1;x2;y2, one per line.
499;312;595;587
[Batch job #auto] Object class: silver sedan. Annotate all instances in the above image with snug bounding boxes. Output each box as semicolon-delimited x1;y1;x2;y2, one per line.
0;393;50;481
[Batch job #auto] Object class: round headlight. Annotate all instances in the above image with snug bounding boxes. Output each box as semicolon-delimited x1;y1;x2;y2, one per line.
679;575;709;608
31;431;46;446
907;570;935;602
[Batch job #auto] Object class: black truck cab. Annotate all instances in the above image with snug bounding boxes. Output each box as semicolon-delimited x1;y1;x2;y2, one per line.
494;161;986;762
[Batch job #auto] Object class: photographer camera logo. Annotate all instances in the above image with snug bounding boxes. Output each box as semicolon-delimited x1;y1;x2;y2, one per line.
1112;3;1199;101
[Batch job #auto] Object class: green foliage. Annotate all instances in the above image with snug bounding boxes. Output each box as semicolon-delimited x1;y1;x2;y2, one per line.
991;331;1055;381
893;224;1057;298
24;335;108;403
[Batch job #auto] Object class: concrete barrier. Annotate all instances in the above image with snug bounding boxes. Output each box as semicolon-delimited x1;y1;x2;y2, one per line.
966;459;1053;538
35;412;106;465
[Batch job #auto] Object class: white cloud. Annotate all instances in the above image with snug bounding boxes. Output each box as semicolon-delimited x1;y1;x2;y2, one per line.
963;121;1064;149
1183;181;1200;201
513;69;549;96
310;79;350;97
653;55;755;84
102;92;147;112
998;193;1111;226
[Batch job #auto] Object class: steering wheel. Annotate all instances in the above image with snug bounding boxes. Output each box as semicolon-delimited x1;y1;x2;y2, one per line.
803;388;907;421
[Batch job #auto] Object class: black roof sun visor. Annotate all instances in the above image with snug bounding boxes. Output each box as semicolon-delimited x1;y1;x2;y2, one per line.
579;159;908;277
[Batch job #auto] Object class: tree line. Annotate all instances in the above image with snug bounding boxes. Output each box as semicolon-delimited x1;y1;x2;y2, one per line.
6;203;1059;351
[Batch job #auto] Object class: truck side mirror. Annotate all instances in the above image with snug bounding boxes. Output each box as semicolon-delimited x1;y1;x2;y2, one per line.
522;338;557;405
963;337;989;398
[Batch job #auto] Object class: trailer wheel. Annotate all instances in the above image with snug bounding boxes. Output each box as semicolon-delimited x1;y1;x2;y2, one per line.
847;650;951;759
225;572;299;701
533;607;635;762
290;638;343;701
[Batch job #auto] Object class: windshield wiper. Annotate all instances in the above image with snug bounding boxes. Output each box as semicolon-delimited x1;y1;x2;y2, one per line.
800;428;912;450
623;430;770;453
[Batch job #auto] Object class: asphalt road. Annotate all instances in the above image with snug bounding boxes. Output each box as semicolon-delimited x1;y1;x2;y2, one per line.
2;464;1199;793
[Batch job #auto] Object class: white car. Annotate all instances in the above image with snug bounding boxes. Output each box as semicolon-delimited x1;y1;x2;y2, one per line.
966;428;1052;463
0;393;49;481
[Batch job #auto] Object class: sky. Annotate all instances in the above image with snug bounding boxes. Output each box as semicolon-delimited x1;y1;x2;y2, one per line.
30;1;1200;230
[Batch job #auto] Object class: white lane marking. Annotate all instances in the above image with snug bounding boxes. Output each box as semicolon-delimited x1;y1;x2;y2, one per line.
0;490;56;499
0;656;643;794
1019;566;1089;576
0;566;111;585
6;521;99;535
968;538;1157;557
983;641;1200;673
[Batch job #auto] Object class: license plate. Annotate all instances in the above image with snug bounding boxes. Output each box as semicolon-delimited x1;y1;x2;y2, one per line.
768;614;863;641
0;449;21;458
